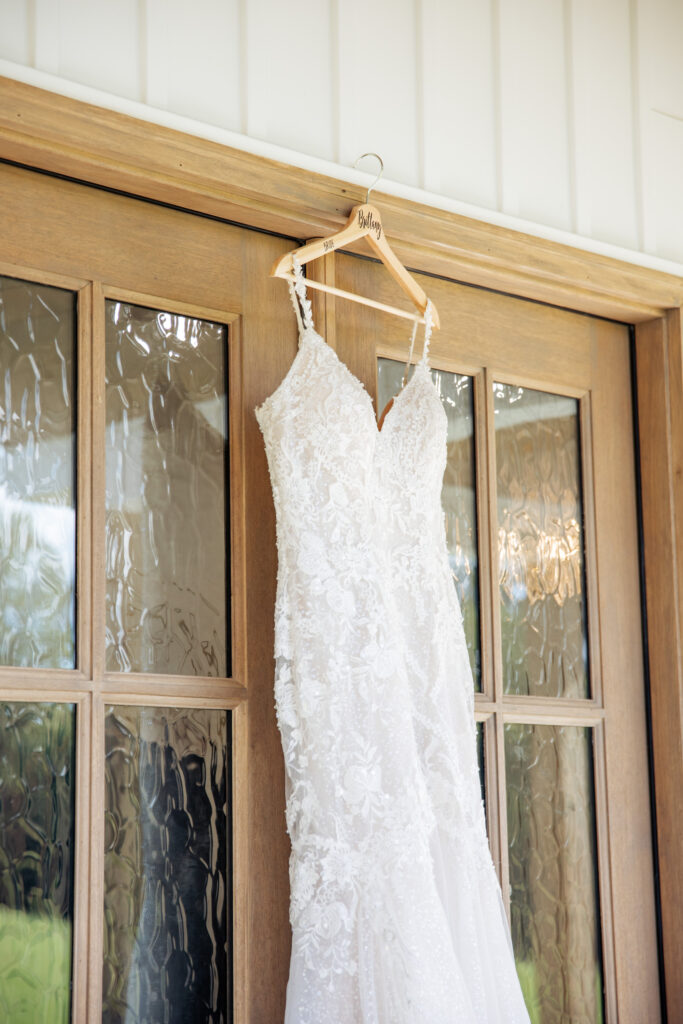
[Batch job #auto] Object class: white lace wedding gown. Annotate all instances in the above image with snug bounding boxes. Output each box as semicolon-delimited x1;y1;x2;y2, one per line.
256;261;531;1024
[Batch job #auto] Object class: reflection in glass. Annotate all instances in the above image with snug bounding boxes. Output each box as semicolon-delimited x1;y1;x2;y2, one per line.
105;302;229;676
0;277;76;668
494;384;588;698
505;723;603;1024
377;358;480;687
103;705;230;1024
476;720;485;808
0;702;75;1022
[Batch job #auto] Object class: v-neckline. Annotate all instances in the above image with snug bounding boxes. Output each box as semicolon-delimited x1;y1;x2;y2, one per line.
303;328;432;435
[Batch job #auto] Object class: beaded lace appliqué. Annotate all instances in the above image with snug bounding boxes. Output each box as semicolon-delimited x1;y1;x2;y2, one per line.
255;263;532;1024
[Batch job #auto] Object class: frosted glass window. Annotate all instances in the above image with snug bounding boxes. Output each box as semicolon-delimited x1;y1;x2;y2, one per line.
494;384;589;698
0;702;76;1023
0;277;76;668
506;723;603;1023
103;705;231;1024
105;301;229;676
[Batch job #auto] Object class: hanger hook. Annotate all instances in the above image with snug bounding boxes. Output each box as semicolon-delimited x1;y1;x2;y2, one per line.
352;152;384;204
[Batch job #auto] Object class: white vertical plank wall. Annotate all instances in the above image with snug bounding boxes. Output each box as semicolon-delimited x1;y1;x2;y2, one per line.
145;0;241;131
0;0;681;267
421;0;498;210
244;0;335;159
0;0;31;65
56;0;142;100
637;0;683;263
337;0;420;186
569;0;640;251
497;0;572;230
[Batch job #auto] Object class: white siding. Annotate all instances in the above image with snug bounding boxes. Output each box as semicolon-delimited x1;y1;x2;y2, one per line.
637;0;683;262
337;0;420;185
570;0;640;250
421;0;498;210
498;0;572;230
56;0;142;100
0;0;681;268
145;0;241;131
245;0;334;158
0;0;31;65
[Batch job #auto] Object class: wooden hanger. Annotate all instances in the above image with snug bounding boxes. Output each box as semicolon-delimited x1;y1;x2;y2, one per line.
270;154;440;329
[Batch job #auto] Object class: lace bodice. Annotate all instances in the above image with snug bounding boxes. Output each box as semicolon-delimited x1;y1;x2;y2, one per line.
255;261;531;1024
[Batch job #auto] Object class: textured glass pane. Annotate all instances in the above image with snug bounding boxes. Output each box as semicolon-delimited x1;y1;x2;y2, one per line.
103;706;230;1024
0;702;75;1023
0;277;76;668
494;384;588;697
105;302;229;676
505;723;603;1024
377;358;480;687
476;721;485;808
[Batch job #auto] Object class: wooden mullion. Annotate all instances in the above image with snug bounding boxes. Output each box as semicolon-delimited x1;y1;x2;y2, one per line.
499;696;606;720
580;391;604;707
494;711;511;915
0;686;91;703
483;363;511;907
88;281;105;1024
101;284;240;327
0;669;92;689
488;368;588;399
77;284;93;680
86;692;105;1024
483;367;503;706
91;283;106;685
593;721;618;1023
100;686;247;710
232;699;249;1024
0;258;88;291
500;708;605;728
474;370;495;703
228;316;248;689
476;711;503;884
71;692;92;1024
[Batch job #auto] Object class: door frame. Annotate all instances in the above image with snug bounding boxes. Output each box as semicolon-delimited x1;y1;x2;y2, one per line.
1;74;681;1022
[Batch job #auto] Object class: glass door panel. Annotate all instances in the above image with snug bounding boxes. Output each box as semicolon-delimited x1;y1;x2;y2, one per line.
102;705;231;1024
104;301;230;676
505;723;603;1024
494;383;589;699
0;702;76;1024
0;276;76;669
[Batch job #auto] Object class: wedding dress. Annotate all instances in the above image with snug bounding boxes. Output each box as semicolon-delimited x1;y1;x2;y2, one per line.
255;261;531;1024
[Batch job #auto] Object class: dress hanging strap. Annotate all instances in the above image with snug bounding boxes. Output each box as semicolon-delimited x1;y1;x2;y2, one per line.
400;300;434;387
400;319;419;389
288;256;314;338
419;300;434;367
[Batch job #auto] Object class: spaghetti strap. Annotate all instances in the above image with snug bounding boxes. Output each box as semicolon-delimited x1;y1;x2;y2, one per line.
289;256;314;340
419;300;434;367
399;301;434;388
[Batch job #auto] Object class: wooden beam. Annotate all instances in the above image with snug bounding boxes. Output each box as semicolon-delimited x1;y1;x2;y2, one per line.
0;74;681;324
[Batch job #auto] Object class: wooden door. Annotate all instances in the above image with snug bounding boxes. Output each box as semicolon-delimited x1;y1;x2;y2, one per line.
0;156;660;1024
0;160;295;1023
320;251;660;1024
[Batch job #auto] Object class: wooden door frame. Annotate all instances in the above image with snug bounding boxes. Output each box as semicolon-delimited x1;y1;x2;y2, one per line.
1;75;681;1021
